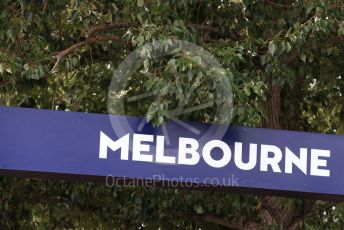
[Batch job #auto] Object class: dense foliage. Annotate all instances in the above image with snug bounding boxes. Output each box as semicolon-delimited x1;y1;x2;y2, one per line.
0;0;343;229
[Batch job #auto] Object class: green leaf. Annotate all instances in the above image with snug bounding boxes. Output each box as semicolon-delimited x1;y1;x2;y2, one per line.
23;63;30;71
137;0;145;7
337;25;344;35
268;41;275;56
243;85;250;96
5;67;12;74
195;206;204;214
0;63;4;74
278;42;286;54
286;42;292;53
260;55;267;65
0;8;9;18
146;113;153;122
143;59;150;72
315;7;323;15
158;115;164;125
300;53;306;63
190;55;202;66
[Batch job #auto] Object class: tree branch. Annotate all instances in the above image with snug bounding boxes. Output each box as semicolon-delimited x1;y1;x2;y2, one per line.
187;213;244;230
283;53;299;65
265;0;292;8
85;22;222;37
85;22;244;40
283;34;344;66
86;22;140;37
188;23;220;33
284;200;315;230
289;201;338;230
50;21;244;73
172;212;258;230
51;35;119;73
326;35;344;47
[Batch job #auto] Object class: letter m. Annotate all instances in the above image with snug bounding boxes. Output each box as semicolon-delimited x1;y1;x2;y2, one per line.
99;131;130;160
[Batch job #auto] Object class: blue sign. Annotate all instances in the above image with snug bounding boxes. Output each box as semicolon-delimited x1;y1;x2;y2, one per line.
0;106;343;200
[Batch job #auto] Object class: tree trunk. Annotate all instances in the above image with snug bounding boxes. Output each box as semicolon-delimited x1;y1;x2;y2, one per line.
263;76;281;129
258;75;314;230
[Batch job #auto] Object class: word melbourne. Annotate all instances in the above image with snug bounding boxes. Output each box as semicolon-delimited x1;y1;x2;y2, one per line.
99;132;330;177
